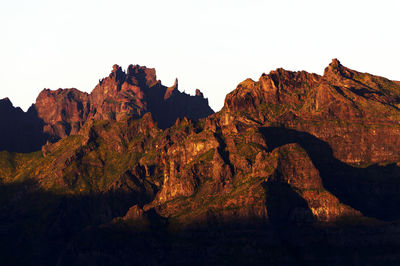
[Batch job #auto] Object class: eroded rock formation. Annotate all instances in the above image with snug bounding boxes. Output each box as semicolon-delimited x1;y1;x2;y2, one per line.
1;64;214;152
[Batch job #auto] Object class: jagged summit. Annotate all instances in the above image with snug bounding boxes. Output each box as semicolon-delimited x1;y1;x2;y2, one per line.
323;58;355;79
329;58;341;68
0;64;214;152
225;58;400;116
0;97;11;104
0;97;15;111
111;63;123;74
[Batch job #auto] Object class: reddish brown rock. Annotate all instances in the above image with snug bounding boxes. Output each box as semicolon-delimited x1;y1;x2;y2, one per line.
35;88;90;140
164;78;178;100
11;64;214;149
223;59;400;164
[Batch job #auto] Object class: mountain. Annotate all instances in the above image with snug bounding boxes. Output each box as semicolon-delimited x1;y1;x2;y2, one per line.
36;64;214;137
1;60;400;265
0;64;214;149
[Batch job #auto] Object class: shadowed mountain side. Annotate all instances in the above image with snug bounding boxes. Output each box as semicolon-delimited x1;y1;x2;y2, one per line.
0;99;45;153
1;151;400;265
263;180;314;226
260;127;400;221
144;81;214;129
2;179;395;266
56;210;400;266
0;179;157;266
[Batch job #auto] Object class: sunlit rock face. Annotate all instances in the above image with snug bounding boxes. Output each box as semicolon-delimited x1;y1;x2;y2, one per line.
35;88;90;140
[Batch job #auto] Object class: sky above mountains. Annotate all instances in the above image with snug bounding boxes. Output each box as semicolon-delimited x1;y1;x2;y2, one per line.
1;0;399;112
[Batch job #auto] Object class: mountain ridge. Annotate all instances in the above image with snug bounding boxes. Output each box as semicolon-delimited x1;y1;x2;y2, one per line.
0;64;214;152
1;59;400;265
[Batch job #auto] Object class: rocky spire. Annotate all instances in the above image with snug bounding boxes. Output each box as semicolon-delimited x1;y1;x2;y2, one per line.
164;78;178;100
109;64;125;81
195;89;204;97
323;58;353;79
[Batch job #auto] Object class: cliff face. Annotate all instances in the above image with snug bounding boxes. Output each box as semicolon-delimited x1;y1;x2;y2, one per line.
1;60;400;265
88;64;152;121
35;88;90;140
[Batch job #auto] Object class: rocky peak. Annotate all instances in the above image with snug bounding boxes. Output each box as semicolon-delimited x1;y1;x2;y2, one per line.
0;98;45;152
0;97;13;110
323;58;354;79
126;64;158;87
112;64;122;73
109;64;125;82
0;97;11;103
195;89;204;97
37;88;88;99
164;78;178;100
0;64;214;150
330;58;341;68
94;63;214;128
324;58;343;73
224;67;321;114
0;97;25;116
95;65;126;95
35;88;90;139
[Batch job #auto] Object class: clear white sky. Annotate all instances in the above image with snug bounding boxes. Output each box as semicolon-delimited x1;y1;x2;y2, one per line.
1;0;399;112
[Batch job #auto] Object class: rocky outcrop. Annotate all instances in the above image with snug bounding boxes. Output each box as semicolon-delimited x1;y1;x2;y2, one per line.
88;64;150;121
35;88;90;140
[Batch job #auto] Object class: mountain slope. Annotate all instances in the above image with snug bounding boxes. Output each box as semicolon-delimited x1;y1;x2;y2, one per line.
1;59;400;265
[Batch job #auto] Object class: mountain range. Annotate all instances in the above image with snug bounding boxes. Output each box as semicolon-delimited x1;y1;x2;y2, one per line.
1;59;400;265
